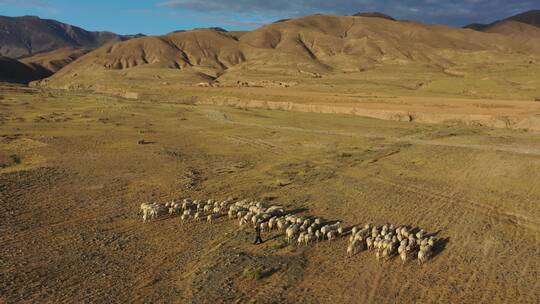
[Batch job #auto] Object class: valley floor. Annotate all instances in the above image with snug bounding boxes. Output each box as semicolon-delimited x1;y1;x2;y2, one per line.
0;85;539;303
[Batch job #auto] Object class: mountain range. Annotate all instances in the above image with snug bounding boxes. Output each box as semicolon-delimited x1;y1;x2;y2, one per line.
0;10;539;86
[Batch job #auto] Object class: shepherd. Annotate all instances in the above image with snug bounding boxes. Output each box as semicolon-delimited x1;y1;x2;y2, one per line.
253;223;263;245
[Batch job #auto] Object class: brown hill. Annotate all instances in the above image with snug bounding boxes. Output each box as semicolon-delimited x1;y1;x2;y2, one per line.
20;47;91;75
38;14;540;95
0;15;140;58
464;9;540;31
508;9;540;27
0;56;47;83
482;20;540;37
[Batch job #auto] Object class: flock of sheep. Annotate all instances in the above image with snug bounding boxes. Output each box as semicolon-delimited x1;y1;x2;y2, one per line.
140;198;438;264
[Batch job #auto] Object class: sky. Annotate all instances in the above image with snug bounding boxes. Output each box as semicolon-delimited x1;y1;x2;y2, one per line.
0;0;538;35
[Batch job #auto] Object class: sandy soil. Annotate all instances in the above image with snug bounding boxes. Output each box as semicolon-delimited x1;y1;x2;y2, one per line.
1;85;539;303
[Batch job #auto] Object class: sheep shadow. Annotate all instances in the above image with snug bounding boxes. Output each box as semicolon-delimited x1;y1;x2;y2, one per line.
426;229;442;238
259;267;280;279
137;140;156;145
432;237;450;258
287;207;309;215
262;233;282;243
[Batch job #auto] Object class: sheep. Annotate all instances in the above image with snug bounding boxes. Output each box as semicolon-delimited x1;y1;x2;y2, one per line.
142;211;149;223
268;217;277;230
140;202;151;214
260;221;269;232
353;233;364;243
277;219;287;231
194;211;202;221
314;218;322;226
347;240;357;257
321;221;341;236
418;244;433;264
251;214;259;225
267;206;285;216
207;214;215;224
204;204;212;213
297;232;306;246
237;210;247;219
337;227;344;236
400;249;409;264
315;230;322;242
147;203;165;220
327;231;337;241
304;233;314;245
286;225;298;244
366;237;374;250
416;229;426;240
418;249;428;264
169;203;181;216
351;226;358;236
239;218;247;227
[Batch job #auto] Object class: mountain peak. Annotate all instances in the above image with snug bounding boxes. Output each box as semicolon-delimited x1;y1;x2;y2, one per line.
352;12;395;21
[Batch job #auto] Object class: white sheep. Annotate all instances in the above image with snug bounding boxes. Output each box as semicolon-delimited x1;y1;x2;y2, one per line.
364;236;373;250
327;231;336;241
286;225;298;243
315;230;322;242
268;217;276;230
416;229;426;240
260;221;269;232
400;249;409;264
239;218;247;227
297;232;306;246
169;203;181;216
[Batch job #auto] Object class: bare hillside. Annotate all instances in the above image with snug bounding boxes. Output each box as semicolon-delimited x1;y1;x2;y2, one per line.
0;15;141;58
39;14;540;89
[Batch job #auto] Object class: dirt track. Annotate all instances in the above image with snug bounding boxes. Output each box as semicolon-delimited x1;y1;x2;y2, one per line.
1;86;539;303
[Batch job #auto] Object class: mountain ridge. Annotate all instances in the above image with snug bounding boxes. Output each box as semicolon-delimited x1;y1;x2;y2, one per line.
0;15;142;58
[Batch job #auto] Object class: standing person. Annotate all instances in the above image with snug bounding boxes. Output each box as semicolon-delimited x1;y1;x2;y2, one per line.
254;223;263;245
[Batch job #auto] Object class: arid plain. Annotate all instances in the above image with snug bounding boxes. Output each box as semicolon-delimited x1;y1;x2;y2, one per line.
1;82;539;303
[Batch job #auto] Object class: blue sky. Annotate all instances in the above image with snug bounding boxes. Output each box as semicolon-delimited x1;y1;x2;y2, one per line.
0;0;537;35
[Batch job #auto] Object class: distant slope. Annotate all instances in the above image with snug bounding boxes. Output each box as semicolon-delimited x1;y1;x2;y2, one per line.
0;47;91;83
0;56;47;83
464;9;540;32
21;47;91;74
0;15;140;58
508;9;540;27
482;20;540;37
